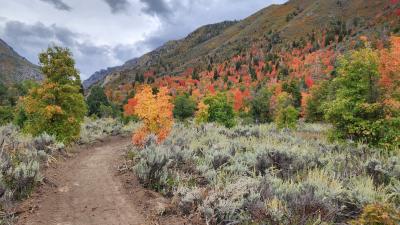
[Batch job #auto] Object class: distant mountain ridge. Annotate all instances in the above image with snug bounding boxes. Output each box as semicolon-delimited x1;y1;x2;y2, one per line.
85;0;396;90
83;57;138;89
0;38;42;85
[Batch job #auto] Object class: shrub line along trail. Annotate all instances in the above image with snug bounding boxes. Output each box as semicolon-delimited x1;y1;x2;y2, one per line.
16;137;148;225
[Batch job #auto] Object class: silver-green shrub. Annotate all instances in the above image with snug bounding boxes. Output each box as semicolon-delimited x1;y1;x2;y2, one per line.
0;123;66;219
131;122;400;224
0;125;42;203
79;117;136;144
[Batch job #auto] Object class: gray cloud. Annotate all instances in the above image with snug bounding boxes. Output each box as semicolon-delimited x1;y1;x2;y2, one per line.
103;0;130;14
139;0;171;17
113;43;146;61
1;20;141;78
39;0;72;11
0;0;286;79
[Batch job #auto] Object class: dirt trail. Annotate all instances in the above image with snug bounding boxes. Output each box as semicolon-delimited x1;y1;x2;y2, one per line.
16;137;149;225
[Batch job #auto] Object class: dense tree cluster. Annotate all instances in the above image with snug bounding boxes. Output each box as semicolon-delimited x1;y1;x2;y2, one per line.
109;30;399;149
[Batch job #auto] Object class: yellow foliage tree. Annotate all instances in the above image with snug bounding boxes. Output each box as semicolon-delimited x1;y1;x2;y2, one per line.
124;85;173;145
194;101;209;124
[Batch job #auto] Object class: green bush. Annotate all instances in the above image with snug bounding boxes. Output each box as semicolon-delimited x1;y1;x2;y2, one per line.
250;87;272;123
99;103;120;118
0;106;14;125
274;92;299;129
304;81;333;122
173;93;196;120
275;106;299;130
86;85;110;117
323;48;398;149
282;79;302;108
203;93;236;128
13;105;28;128
0;80;38;128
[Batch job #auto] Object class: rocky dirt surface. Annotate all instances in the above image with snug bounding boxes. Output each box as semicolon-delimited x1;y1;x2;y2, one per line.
15;136;188;225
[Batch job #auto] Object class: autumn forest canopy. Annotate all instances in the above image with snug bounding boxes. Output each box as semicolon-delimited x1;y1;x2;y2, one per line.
1;0;400;224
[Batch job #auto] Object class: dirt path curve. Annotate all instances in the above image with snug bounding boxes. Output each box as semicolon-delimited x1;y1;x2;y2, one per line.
17;137;148;225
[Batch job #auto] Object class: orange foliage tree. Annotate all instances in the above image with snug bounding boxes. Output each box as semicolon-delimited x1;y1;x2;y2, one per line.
124;85;173;146
379;36;400;112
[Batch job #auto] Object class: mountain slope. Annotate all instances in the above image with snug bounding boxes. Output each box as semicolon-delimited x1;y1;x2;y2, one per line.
83;58;139;89
86;0;396;89
85;20;238;88
0;39;42;85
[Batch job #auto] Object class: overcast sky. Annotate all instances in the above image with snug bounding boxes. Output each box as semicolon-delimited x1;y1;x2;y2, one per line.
0;0;285;80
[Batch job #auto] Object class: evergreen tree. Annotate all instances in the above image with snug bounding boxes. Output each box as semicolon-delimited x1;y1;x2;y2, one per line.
87;85;110;117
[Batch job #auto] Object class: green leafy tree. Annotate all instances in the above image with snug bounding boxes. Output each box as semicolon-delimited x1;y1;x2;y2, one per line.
14;80;39;97
274;92;299;129
39;46;82;86
173;93;196;120
14;105;28;128
323;48;386;146
99;104;114;118
0;80;38;125
0;106;14;125
250;87;272;123
19;46;87;143
304;80;335;122
282;79;302;108
203;93;236;128
86;85;110;117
